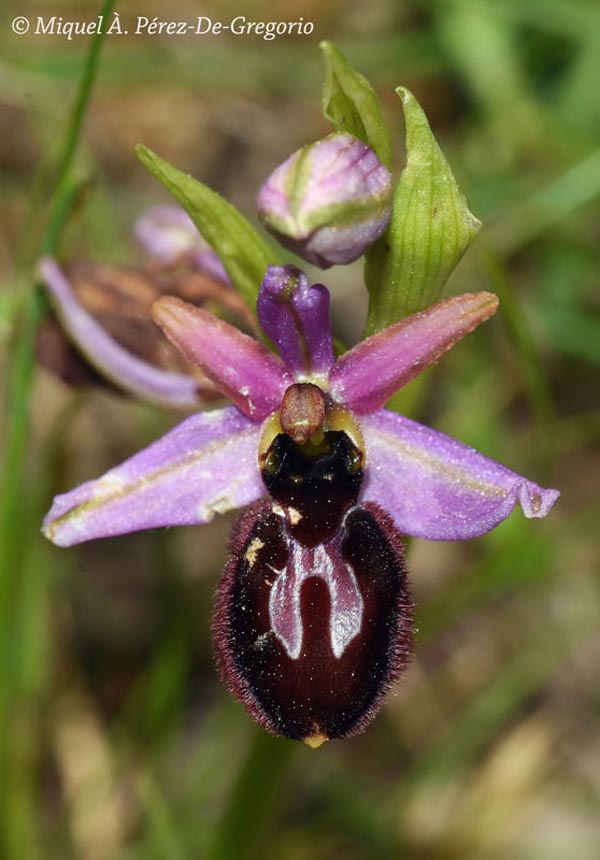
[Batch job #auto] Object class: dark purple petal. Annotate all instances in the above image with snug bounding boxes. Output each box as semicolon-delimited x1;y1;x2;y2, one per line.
39;258;207;409
329;292;499;413
43;407;264;547
257;266;334;377
134;205;229;282
152;296;291;419
213;499;412;745
361;410;560;540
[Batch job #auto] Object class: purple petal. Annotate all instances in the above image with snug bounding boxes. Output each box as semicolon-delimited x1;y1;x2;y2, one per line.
361;410;559;540
191;249;230;285
330;292;500;413
152;296;291;419
134;205;229;282
257;265;334;377
43;406;264;547
39;258;208;409
135;205;198;259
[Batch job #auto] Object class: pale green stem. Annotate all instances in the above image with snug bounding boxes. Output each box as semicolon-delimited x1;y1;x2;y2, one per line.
0;4;115;857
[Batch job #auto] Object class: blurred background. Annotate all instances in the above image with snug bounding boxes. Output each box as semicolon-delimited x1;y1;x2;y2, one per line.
1;0;599;858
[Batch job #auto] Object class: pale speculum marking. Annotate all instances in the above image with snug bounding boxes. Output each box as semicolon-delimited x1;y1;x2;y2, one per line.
268;536;364;660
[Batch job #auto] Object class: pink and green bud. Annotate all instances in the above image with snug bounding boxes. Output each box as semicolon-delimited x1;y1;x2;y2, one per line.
257;132;393;269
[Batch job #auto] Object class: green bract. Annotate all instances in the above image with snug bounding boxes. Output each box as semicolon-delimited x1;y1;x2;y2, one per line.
136;145;276;313
319;43;481;334
320;40;392;171
364;88;481;333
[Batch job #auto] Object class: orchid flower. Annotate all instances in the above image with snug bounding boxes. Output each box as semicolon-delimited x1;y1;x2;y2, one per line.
38;206;247;410
42;264;559;747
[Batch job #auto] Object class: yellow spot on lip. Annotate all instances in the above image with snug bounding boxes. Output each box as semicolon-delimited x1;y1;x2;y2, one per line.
303;732;328;749
244;537;265;567
287;506;302;525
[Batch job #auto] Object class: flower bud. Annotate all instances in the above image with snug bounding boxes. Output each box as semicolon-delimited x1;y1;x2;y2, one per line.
257;133;393;268
135;205;230;284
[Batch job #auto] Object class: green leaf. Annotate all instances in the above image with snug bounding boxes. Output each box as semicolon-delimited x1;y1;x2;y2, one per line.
136;145;276;312
320;41;392;170
364;87;481;334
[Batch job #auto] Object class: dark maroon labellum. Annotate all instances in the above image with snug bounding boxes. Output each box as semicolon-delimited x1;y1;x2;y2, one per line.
261;430;363;545
213;429;413;746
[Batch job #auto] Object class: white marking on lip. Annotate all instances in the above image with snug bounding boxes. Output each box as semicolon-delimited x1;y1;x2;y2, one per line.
268;538;363;661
